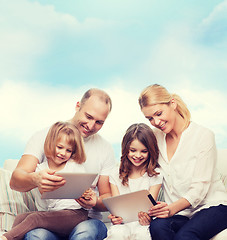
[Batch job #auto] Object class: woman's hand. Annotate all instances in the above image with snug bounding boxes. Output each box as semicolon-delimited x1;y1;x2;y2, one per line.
148;201;171;218
138;211;151;225
76;188;97;209
108;214;123;225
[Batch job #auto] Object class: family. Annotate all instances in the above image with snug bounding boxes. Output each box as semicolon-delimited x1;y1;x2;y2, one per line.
1;84;227;240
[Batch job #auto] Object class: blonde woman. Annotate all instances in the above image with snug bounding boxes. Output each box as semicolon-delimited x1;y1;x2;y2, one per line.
138;84;227;240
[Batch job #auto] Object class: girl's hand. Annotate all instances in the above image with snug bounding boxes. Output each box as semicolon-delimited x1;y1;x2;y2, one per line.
81;188;95;200
108;214;123;225
138;211;151;225
148;201;170;218
76;188;97;209
1;236;7;240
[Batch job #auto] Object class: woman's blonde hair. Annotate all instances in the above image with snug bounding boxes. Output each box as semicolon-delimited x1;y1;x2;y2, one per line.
44;121;86;164
139;84;191;127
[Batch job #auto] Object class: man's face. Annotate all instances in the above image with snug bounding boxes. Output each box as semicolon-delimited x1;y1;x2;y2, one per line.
74;95;110;138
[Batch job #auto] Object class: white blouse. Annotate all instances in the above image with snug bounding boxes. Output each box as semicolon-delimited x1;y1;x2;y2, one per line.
154;122;227;218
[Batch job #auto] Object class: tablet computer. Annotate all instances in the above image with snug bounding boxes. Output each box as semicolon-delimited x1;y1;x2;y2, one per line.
42;172;98;199
103;189;156;223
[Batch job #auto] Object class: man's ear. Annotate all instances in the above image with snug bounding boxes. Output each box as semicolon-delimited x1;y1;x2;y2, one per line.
75;101;80;111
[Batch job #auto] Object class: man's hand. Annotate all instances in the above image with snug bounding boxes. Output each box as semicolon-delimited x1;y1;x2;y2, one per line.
36;169;66;194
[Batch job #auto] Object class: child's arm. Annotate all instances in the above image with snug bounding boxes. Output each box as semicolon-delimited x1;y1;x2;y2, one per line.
108;183;123;224
108;214;123;225
149;183;162;201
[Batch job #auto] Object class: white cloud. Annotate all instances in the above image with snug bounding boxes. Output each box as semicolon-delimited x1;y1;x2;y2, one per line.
0;81;80;141
0;0;117;80
200;0;227;27
1;80;226;149
0;80;146;144
198;0;227;45
101;85;147;143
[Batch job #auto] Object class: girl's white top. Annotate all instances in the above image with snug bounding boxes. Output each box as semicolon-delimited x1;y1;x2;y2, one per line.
109;166;163;194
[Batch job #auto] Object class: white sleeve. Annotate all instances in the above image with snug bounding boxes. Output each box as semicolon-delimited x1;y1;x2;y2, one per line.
109;167;119;185
183;129;217;207
99;142;117;176
149;169;163;187
23;127;49;163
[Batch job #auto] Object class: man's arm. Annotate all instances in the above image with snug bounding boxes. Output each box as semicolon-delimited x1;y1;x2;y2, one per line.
94;175;111;211
10;155;39;192
10;155;65;193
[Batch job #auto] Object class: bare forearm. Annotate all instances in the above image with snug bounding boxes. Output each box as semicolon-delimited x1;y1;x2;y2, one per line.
94;192;111;211
10;169;37;192
169;198;191;217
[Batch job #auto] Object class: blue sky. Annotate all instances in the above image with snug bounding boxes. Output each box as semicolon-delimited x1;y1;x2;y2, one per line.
0;0;227;167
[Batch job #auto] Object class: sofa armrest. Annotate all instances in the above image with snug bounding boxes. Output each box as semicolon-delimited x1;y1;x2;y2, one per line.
0;168;37;232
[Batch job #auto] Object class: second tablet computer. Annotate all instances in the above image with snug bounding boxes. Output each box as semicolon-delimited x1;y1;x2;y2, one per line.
103;189;157;223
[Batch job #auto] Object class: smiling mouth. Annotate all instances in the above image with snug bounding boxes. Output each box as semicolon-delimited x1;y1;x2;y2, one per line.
133;158;143;163
56;156;65;161
159;122;166;130
81;124;90;133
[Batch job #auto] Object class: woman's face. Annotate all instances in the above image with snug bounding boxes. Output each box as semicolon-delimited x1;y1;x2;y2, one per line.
141;102;176;134
128;139;149;167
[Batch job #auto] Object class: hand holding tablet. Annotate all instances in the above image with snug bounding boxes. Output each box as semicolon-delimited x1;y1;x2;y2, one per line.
103;189;157;223
42;173;98;199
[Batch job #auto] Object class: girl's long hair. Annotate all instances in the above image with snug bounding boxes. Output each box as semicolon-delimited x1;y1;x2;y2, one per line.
119;123;159;186
44;121;86;164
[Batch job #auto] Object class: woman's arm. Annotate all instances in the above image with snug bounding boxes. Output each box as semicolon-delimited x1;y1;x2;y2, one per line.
149;197;191;218
138;183;162;225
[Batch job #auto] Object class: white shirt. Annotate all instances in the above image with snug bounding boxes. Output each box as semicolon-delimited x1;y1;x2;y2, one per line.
109;166;163;195
34;160;85;211
24;127;115;176
154;122;227;218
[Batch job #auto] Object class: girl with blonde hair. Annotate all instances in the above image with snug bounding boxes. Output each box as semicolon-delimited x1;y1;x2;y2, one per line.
1;121;96;240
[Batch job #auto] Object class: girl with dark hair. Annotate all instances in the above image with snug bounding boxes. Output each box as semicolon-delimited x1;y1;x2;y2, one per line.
106;123;163;240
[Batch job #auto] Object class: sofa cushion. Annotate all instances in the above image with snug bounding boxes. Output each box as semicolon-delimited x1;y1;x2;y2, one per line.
211;228;227;240
0;168;37;232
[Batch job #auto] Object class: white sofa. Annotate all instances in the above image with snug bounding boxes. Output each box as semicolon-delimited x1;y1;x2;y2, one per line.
0;150;227;239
